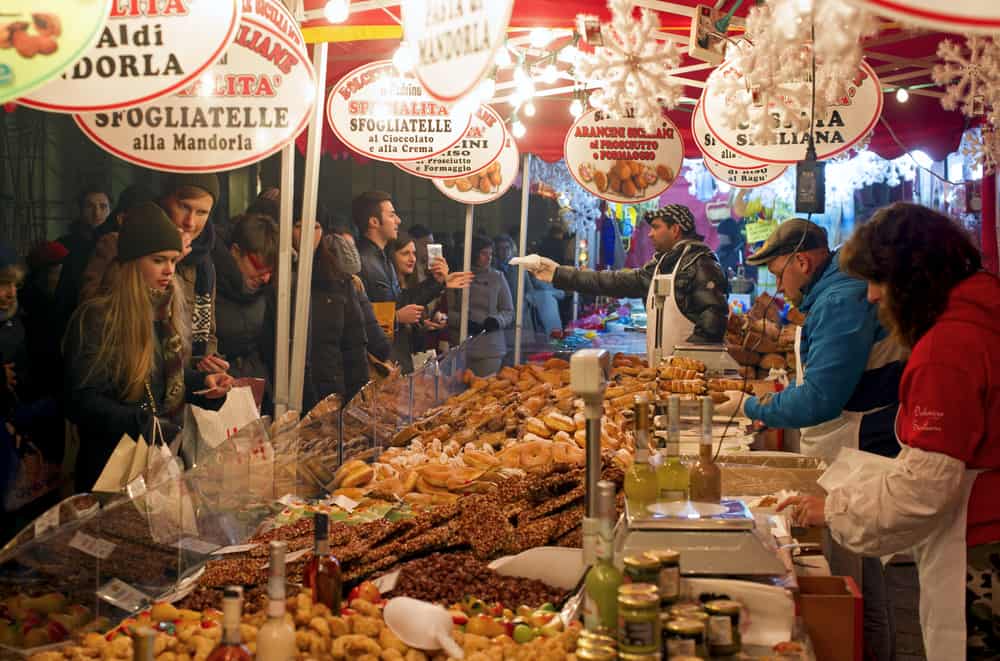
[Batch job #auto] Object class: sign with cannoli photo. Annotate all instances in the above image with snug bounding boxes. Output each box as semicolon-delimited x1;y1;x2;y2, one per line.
564;108;685;204
73;0;314;173
396;104;505;179
21;0;241;113
434;128;519;205
701;58;883;164
0;0;112;105
326;59;472;163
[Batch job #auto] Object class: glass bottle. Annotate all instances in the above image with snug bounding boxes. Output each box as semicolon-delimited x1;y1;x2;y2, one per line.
132;628;155;661
624;395;658;515
206;587;252;661
656;395;689;502
583;480;623;633
256;541;296;660
304;513;343;613
688;396;721;503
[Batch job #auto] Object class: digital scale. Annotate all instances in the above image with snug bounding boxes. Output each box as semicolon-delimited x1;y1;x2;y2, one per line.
672;343;742;375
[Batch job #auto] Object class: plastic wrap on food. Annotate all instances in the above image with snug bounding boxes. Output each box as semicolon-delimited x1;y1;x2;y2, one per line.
720;464;826;497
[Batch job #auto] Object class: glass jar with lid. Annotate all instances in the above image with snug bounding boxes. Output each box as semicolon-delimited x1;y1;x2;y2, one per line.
704;599;743;656
623;554;660;585
617;584;660;655
644;549;681;606
663;617;707;658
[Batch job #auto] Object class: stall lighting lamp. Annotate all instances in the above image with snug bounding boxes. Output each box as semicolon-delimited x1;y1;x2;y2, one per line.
512;120;527;138
523;101;537;117
569;98;584;118
895;87;909;103
323;0;348;23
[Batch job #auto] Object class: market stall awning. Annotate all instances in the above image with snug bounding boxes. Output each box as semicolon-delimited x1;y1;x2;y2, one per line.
298;1;968;163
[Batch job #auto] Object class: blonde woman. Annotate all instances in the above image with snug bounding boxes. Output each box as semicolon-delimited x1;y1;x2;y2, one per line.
63;202;232;492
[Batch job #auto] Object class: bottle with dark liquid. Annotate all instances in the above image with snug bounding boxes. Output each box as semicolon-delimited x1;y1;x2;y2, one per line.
688;396;721;502
304;512;342;612
206;587;251;661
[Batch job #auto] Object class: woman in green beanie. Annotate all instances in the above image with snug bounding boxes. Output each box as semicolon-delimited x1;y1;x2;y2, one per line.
63;202;233;492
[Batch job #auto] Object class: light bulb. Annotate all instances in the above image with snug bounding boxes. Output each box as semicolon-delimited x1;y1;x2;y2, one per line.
529;28;554;48
393;42;414;73
495;47;512;67
514;69;535;99
569;98;584;117
896;87;909;103
511;121;526;138
557;45;578;64
324;0;349;23
478;77;496;102
541;65;559;84
523;102;536;117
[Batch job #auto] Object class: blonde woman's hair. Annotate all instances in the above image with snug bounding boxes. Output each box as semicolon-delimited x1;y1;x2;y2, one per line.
65;259;189;402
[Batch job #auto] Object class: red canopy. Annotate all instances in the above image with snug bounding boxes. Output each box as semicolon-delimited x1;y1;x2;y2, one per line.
298;1;967;163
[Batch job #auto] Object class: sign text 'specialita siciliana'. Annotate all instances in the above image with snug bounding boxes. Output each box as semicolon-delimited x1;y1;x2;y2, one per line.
401;0;514;102
21;0;241;113
0;0;113;105
842;0;1000;34
326;60;471;163
702;59;883;165
73;0;314;173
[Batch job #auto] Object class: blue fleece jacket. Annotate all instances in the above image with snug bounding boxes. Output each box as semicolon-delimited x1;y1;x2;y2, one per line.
744;250;883;429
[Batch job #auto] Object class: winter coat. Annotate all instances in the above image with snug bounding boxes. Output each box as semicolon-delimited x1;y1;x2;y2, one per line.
551;239;729;344
357;236;400;304
63;310;219;492
744;250;907;457
212;240;270;385
448;265;514;360
307;274;370;408
0;308;29;415
54;219;118;339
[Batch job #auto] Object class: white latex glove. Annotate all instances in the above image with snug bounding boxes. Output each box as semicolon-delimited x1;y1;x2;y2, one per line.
510;254;558;282
715;390;748;418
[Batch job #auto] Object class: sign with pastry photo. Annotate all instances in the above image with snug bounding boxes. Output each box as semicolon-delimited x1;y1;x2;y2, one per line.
74;0;314;173
702;153;788;189
21;0;241;113
434;128;519;205
564;108;685;204
326;59;472;163
0;0;112;105
401;0;514;102
693;99;777;170
701;58;883;164
396;104;505;179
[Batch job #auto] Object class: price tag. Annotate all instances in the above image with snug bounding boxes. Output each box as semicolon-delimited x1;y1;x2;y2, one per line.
278;493;303;507
745;221;778;244
264;546;310;569
69;531;116;560
175;537;220;555
331;495;359;513
211;543;259;555
34;506;60;537
97;578;151;613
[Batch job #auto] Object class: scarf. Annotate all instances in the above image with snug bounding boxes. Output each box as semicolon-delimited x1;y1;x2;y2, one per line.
181;221;217;357
150;288;186;418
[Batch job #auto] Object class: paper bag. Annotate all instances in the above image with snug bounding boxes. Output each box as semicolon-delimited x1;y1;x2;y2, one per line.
371;301;396;340
93;434;140;494
178;386;260;466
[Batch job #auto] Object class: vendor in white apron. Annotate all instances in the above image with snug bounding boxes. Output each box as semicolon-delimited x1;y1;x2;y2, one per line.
779;203;1000;660
717;218;908;661
517;205;730;359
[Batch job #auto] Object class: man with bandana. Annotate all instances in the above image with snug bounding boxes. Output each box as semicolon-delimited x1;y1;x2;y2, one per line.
521;204;729;346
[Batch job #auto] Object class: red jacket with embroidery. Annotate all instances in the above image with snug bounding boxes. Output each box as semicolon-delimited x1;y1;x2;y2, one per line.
897;272;1000;547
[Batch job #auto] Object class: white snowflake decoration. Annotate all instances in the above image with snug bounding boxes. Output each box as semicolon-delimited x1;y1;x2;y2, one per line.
932;37;1000;117
706;0;877;145
574;0;683;131
962;125;1000;174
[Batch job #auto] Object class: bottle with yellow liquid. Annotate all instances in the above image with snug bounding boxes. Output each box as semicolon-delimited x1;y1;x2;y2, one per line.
656;395;689;501
624;395;659;515
688;396;722;503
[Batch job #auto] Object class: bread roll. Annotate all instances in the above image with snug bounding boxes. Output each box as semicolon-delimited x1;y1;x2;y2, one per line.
760;353;787;370
543;411;576;433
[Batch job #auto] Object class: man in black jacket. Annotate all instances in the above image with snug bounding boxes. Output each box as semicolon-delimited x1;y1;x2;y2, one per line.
522;204;729;344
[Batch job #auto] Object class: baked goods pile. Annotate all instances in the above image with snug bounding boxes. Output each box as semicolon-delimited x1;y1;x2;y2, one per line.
725;293;803;379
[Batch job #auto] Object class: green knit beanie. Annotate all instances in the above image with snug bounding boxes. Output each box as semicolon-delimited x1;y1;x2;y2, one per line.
117;202;183;262
163;173;220;203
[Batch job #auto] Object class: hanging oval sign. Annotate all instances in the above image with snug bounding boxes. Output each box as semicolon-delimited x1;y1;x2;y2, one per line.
702;59;883;164
703;154;788;189
692;100;770;170
434;129;519;205
73;0;313;173
401;0;514;102
326;60;472;163
20;0;241;113
396;104;505;179
564;108;684;204
0;0;113;105
842;0;1000;34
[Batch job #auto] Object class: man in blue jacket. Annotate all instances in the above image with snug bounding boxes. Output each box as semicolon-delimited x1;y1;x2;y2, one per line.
732;218;907;661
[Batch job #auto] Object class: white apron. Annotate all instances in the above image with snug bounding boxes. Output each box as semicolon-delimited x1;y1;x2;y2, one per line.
646;246;695;366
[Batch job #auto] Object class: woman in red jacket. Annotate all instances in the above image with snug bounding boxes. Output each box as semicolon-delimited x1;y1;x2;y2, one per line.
780;202;1000;660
